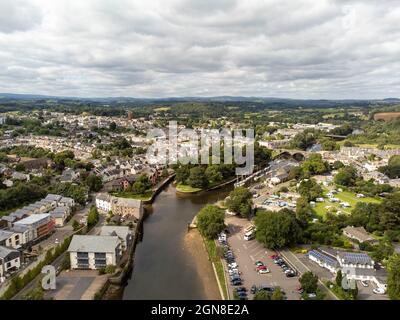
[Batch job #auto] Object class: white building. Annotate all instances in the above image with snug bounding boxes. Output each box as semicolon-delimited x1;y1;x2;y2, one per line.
68;235;122;270
0;245;21;277
95;193;112;213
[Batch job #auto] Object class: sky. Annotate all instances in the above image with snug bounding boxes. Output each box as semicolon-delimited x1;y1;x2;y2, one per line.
0;0;399;99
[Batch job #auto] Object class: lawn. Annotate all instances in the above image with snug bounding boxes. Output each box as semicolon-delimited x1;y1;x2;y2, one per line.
175;183;202;193
204;238;228;300
111;190;153;201
313;187;381;219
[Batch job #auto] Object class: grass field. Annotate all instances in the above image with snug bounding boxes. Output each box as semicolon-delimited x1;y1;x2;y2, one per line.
314;187;381;219
204;238;228;300
175;183;202;193
111;190;153;201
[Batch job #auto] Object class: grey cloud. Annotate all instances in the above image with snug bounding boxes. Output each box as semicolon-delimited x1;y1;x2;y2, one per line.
0;0;399;98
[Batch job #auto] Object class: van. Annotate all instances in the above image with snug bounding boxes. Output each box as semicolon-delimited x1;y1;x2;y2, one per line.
244;230;255;241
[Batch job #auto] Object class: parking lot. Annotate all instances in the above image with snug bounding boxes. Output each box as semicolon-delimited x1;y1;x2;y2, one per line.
223;216;301;300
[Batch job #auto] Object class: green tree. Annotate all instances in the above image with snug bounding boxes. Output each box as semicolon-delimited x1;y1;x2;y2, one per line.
205;165;223;184
271;287;284;300
226;187;253;217
387;254;400;300
85;174;103;192
187;166;208;189
87;206;99;228
335;270;343;287
253;290;271;300
379;155;400;179
334;166;358;187
298;178;323;201
196;205;225;239
299;271;318;293
254;209;302;249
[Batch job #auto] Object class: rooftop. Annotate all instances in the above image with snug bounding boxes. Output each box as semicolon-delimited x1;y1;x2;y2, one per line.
68;235;120;253
14;213;51;226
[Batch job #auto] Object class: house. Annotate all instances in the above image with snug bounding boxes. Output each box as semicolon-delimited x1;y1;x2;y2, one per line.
67;235;122;270
337;251;387;289
0;230;22;249
96;193;112;213
100;226;132;250
343;226;377;244
307;250;339;273
95;194;143;221
60;168;80;183
111;197;143;222
49;207;70;227
0;246;21;277
14;213;55;241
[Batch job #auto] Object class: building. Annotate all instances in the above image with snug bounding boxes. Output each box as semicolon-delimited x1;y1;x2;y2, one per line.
68;235;122;270
100;226;133;250
0;246;21;277
49;206;69;227
14;213;55;241
0;230;22;249
0;115;6;125
307;250;339;273
111;197;143;221
343;226;377;244
96;193;112;212
337;252;387;289
96;193;143;221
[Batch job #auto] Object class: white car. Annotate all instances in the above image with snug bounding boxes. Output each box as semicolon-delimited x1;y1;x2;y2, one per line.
373;288;386;295
228;262;238;268
258;268;270;274
360;280;369;287
228;269;239;275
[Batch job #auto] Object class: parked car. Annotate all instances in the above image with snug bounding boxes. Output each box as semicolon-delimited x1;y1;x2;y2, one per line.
228;262;238;268
258;268;270;274
235;287;247;293
360;281;369;287
232;279;242;286
373;288;386;295
256;265;267;271
255;261;264;266
307;293;317;299
296;287;304;294
250;284;258;294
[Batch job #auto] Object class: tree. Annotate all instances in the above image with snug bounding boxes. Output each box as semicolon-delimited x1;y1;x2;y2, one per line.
85;174;103;192
205;165;223;185
334;166;358;187
379;155;400;179
187;166;208;189
196;205;225;239
271;287;284;300
253;290;271;300
387;254;400;300
335;270;343;288
332;160;345;170
175;164;191;184
225;187;253;217
109;122;117;131
298;179;323;202
254;209;302;249
15;163;25;172
302;153;328;176
72;219;81;231
296;196;313;226
87;206;99;228
299;271;318;293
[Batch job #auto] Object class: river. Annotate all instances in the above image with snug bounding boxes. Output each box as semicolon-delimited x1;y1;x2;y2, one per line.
122;183;232;300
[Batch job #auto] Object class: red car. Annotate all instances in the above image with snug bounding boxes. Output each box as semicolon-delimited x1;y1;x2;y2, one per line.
270;254;279;259
256;265;267;271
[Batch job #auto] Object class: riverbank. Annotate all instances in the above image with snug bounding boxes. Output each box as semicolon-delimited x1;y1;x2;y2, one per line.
176;177;237;195
183;229;221;300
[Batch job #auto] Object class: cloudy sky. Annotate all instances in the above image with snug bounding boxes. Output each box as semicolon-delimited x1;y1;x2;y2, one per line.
0;0;399;99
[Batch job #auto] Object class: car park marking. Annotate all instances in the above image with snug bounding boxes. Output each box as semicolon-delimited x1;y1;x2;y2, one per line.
249;255;255;261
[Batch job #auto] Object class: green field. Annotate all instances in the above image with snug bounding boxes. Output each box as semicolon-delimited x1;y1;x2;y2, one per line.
111;190;153;201
313;187;381;219
175;183;202;193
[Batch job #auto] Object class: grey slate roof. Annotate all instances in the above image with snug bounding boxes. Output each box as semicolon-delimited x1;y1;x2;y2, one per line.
0;245;19;259
68;235;120;253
